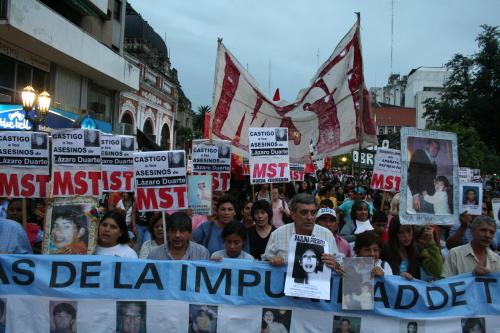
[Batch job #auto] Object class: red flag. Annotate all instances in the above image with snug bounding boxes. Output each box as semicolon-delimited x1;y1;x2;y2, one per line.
203;112;211;139
272;88;280;101
210;15;377;163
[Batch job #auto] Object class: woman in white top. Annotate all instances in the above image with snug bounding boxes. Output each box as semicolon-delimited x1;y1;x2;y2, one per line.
139;213;165;259
271;187;290;228
95;209;137;258
116;192;137;239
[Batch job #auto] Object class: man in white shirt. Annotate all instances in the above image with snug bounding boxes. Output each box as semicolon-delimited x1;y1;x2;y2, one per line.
262;193;338;270
443;216;500;277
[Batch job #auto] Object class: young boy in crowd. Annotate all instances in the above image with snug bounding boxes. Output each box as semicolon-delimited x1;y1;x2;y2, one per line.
211;222;254;260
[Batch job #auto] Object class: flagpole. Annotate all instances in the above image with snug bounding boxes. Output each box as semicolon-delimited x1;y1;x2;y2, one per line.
356;12;363;180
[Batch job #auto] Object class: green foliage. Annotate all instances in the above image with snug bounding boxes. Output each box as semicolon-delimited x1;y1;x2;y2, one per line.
427;123;500;173
424;25;500;158
193;105;211;131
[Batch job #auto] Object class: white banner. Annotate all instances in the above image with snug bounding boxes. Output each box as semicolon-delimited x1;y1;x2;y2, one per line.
284;235;331;300
0;131;50;197
249;127;290;184
370;148;401;192
101;134;136;192
134;151;187;212
51;129;102;197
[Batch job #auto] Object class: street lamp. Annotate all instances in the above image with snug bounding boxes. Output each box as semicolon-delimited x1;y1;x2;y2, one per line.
21;85;51;131
340;156;348;163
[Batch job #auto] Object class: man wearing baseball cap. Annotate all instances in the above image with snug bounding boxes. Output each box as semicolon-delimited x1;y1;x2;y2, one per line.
315;208;353;260
338;186;374;242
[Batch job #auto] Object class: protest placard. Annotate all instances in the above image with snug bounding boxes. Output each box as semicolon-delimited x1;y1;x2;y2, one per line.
188;175;212;216
42;197;100;255
192;139;231;191
290;163;305;182
459;182;483;215
133;150;187;211
284;234;331;300
51;129;102;197
249;127;290;184
0;131;50;197
101;134;136;192
342;257;374;310
492;198;500;228
370;148;401;192
400;128;459;225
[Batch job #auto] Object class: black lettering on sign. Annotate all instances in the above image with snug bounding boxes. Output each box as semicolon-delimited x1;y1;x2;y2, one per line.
50;262;76;288
12;259;35;285
475;277;497;304
394;285;418;309
134;263;163;290
264;271;285;298
237;269;261;296
80;261;101;288
449;281;466;306
426;285;448;310
374;281;390;308
0;262;10;284
114;262;132;289
195;267;231;295
181;264;188;291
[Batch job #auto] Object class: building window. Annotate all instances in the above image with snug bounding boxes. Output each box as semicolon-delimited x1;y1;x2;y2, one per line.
395;126;401;133
88;83;113;123
378;127;384;135
113;0;122;21
0;54;49;104
388;127;393;134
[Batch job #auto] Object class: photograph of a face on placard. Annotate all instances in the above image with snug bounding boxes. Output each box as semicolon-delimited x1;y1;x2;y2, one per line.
342;257;374;310
189;304;218;333
459;183;483;215
332;315;361;333
50;300;78;333
116;301;146;333
400;319;425;333
42;197;100;254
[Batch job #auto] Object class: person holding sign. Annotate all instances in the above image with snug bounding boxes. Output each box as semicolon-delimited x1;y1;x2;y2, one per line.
262;193;339;270
193;195;250;255
95;210;137;258
292;242;324;284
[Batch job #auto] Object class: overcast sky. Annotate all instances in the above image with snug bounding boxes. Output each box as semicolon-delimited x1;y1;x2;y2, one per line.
128;0;499;111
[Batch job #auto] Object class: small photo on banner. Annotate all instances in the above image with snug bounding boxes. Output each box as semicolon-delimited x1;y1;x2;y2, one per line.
284;234;331;300
342;257;374;310
249;127;290;184
399;319;425;333
188;304;218;333
188;175;212;216
0;131;50;198
101;134;136;192
400;128;458;226
42;197;100;255
261;308;292;333
460;317;486;333
332;315;361;333
50;300;78;333
116;301;146;333
459;182;483;215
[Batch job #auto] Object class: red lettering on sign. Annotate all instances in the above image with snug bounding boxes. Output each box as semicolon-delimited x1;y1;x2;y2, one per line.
253;163;288;179
136;187;187;211
103;171;134;191
53;171;101;196
370;173;401;192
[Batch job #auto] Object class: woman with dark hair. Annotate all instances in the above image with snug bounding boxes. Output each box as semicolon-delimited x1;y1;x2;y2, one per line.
381;216;442;279
297;181;312;194
261;309;288;333
292;242;324;284
339;200;373;243
211;222;253;260
271;187;290;228
95;209;137;258
193;195;249;254
139;213;165;259
240;201;255;229
247;200;276;260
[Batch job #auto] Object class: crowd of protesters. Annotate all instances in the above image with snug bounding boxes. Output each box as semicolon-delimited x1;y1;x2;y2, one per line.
1;167;500;283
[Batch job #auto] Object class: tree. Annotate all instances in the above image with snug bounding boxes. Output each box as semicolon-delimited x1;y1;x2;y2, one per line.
193;105;211;132
424;25;500;158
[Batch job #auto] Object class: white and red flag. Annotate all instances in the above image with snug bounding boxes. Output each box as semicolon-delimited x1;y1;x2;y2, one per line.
210;16;377;163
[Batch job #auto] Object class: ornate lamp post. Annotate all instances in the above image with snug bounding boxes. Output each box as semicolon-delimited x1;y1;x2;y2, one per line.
21;85;51;131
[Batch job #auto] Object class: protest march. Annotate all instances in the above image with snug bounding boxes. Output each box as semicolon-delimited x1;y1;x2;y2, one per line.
1;8;500;333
